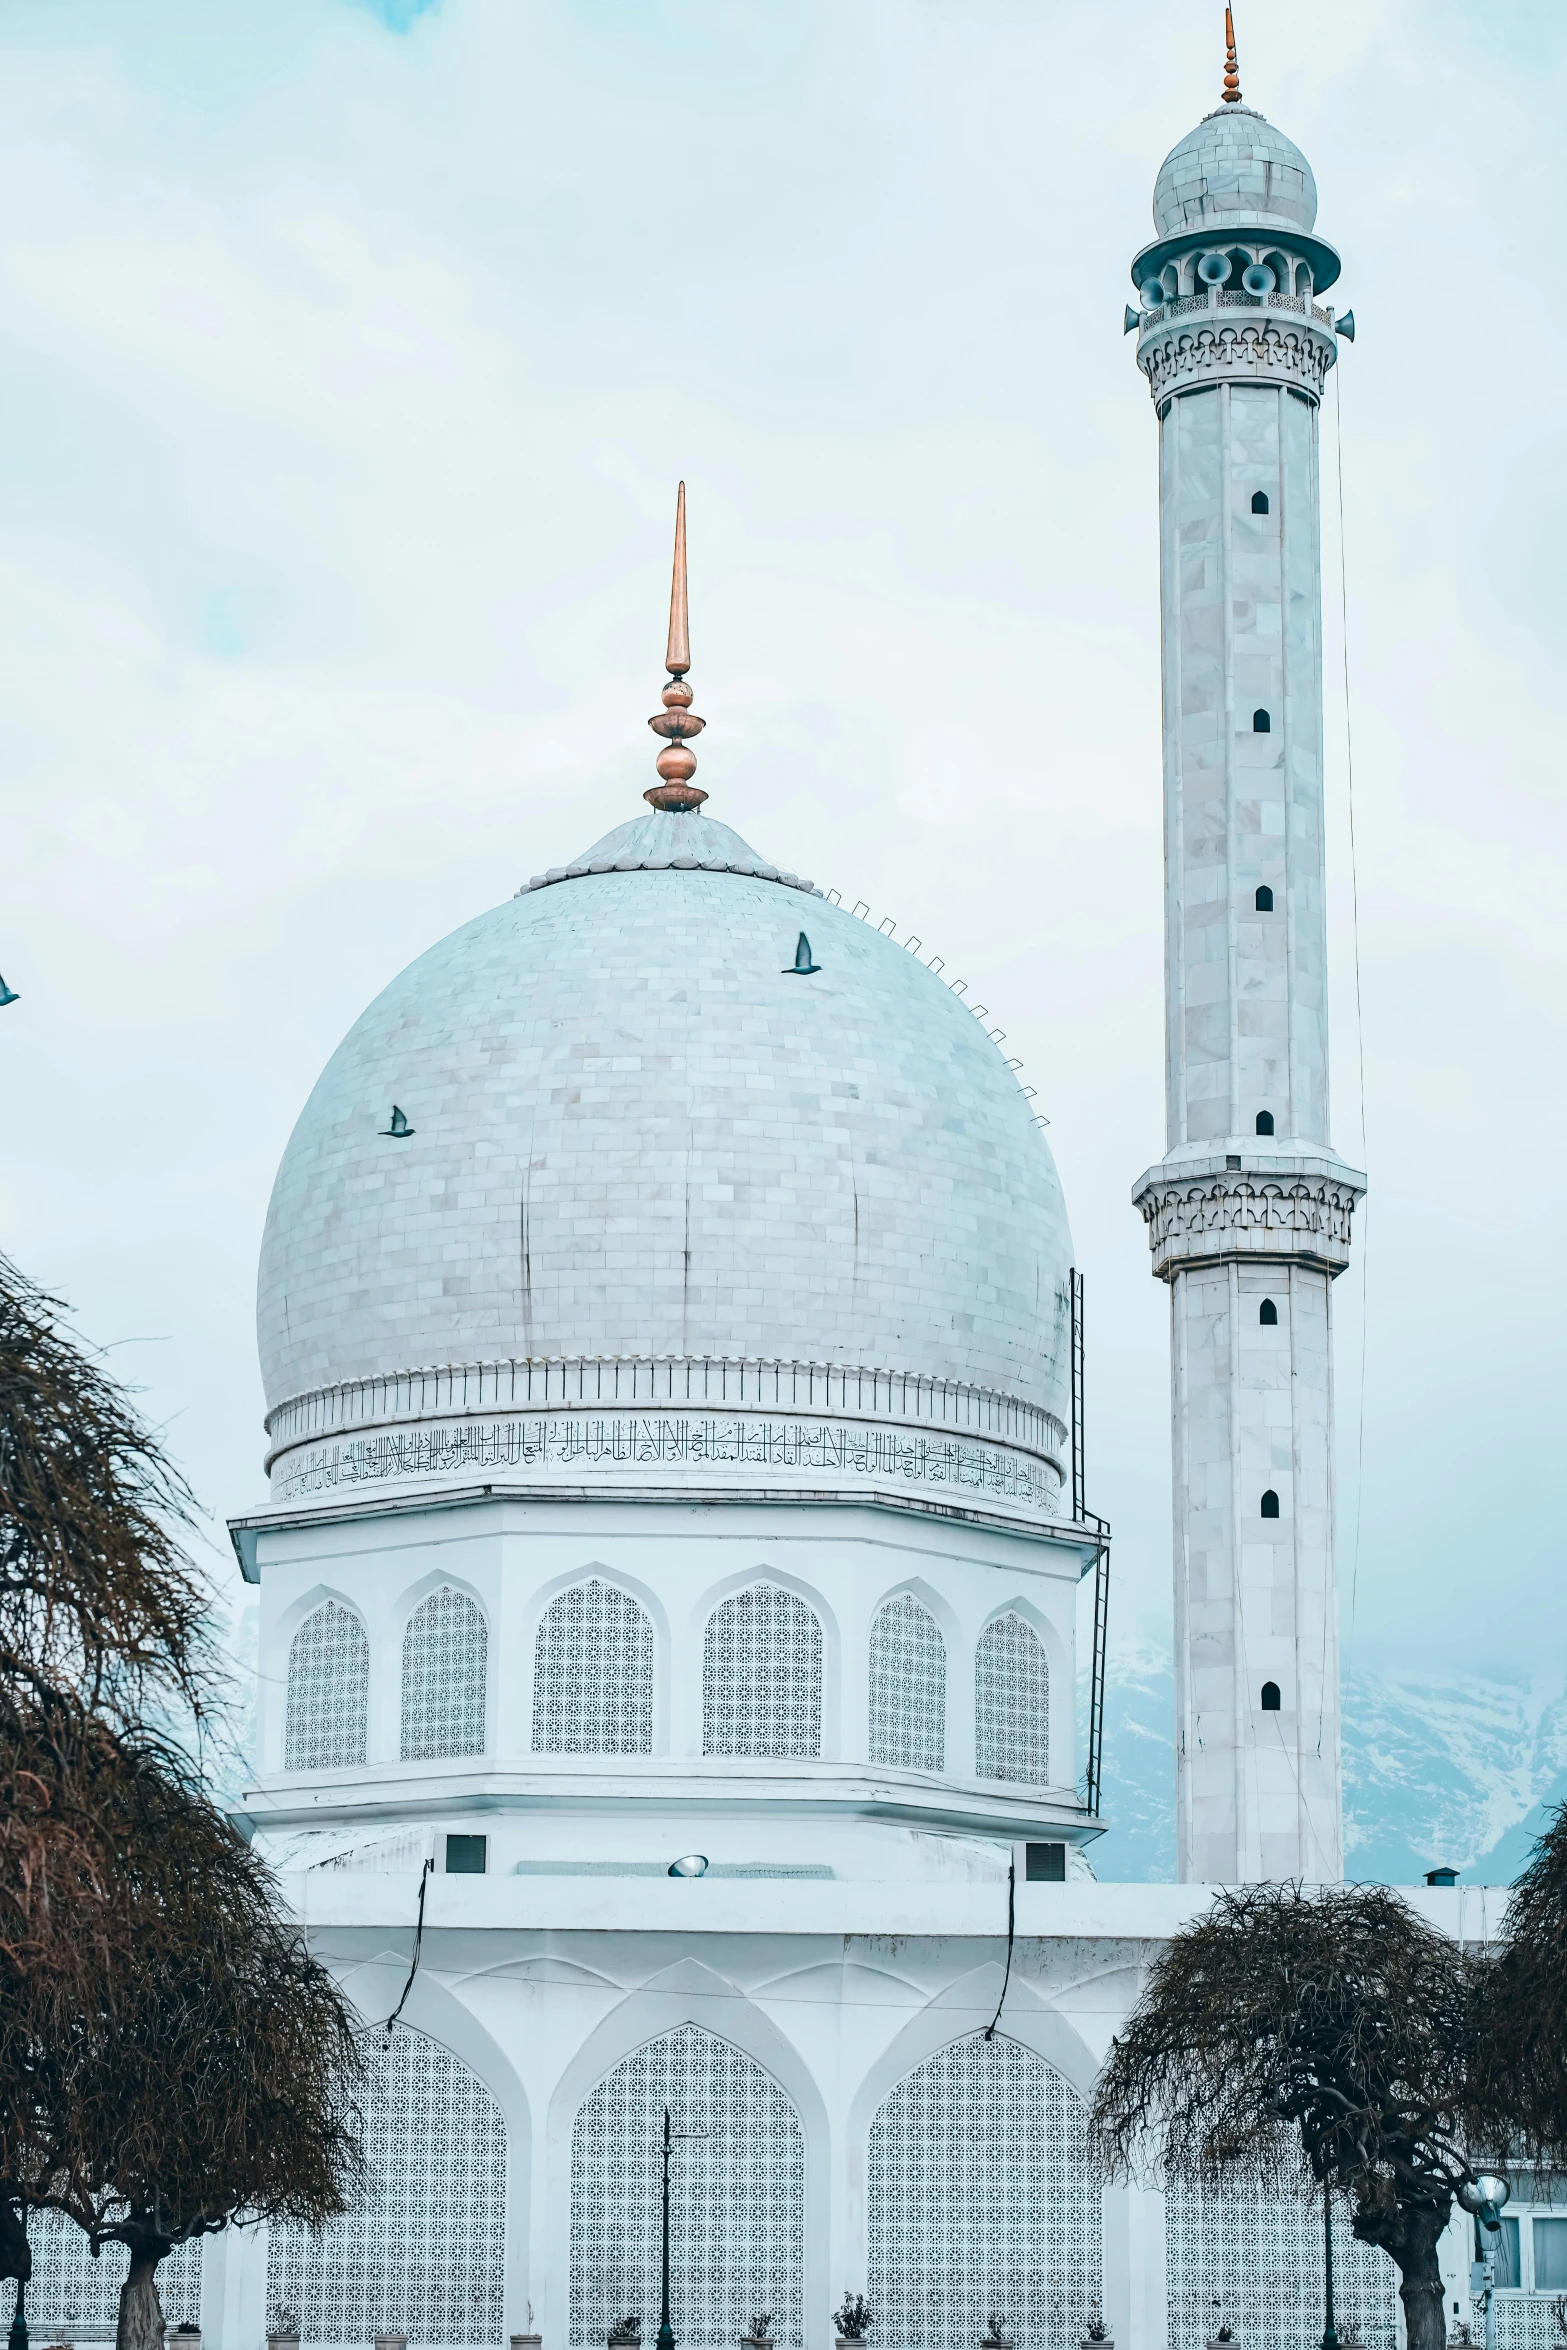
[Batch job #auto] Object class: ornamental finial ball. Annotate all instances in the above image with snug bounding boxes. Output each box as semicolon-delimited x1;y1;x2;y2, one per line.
645;481;708;812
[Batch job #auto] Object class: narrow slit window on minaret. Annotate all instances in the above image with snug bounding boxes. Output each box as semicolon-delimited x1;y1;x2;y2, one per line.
1251;491;1270;515
1259;1299;1278;1325
1255;885;1274;911
1252;708;1271;733
1260;1681;1282;1710
1260;1490;1281;1519
1255;1111;1275;1136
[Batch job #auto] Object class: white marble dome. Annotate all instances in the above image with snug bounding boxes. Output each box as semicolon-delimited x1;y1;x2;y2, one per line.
257;807;1074;1449
1153;105;1317;235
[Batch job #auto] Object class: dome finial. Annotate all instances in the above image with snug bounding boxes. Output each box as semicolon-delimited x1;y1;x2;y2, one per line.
1221;5;1242;103
645;481;708;812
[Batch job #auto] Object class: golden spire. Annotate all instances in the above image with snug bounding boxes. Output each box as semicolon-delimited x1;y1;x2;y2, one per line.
1221;6;1242;103
645;481;707;811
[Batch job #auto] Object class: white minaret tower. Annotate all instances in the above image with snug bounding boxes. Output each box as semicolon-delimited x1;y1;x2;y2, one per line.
1129;19;1365;1884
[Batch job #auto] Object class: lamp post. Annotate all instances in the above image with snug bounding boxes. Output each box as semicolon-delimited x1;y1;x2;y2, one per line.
1459;2172;1513;2350
1321;2180;1339;2350
655;2105;707;2350
8;2277;26;2350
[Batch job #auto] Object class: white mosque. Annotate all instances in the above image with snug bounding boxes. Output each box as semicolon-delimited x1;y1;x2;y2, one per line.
25;35;1562;2350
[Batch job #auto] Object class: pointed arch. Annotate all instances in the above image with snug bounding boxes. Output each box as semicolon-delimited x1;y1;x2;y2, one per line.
702;1583;822;1758
285;1598;368;1771
865;2028;1102;2350
868;1591;946;1770
401;1585;488;1760
268;2025;506;2350
974;1610;1050;1785
533;1577;655;1754
569;2023;804;2350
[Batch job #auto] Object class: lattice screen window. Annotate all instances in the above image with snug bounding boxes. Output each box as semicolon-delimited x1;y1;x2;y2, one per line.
569;2022;804;2350
974;1611;1050;1785
285;1600;369;1772
268;2025;506;2350
402;1587;488;1761
1165;2174;1400;2350
702;1583;823;1758
869;1593;946;1770
25;2210;203;2342
867;2029;1102;2350
532;1578;655;1755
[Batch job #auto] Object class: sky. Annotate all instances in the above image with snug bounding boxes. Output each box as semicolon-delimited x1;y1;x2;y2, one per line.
1;0;1564;1717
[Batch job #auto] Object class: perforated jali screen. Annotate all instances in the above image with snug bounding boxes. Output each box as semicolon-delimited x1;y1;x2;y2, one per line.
24;2211;203;2342
702;1584;823;1758
532;1577;655;1754
1164;2174;1400;2350
268;2025;506;2349
401;1586;488;1760
867;2030;1102;2350
868;1592;947;1770
973;1611;1050;1785
284;1599;369;1772
569;2023;804;2349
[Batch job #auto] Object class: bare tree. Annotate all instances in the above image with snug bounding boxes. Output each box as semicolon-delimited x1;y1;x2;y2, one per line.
2;1709;362;2350
1474;1800;1567;2171
1089;1883;1487;2350
0;1256;362;2347
0;1253;213;1729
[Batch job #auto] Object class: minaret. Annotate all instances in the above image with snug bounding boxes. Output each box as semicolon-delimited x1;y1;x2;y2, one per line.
1128;21;1365;1884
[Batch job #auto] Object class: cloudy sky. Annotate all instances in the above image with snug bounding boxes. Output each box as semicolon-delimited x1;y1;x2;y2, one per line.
2;0;1563;1716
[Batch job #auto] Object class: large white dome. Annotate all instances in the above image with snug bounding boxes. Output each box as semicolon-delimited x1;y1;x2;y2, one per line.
256;807;1074;1520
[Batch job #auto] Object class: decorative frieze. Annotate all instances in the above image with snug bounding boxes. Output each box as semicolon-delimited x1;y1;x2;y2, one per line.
269;1408;1065;1518
1139;313;1334;405
1133;1168;1364;1280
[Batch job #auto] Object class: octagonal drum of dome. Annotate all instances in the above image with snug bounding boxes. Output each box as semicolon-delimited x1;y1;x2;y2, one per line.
257;810;1074;1523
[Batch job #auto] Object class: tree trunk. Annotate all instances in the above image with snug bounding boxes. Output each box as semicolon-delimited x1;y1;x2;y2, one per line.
1353;2195;1450;2350
115;2236;171;2350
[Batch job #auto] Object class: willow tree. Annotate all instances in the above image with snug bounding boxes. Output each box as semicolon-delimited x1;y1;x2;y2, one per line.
0;1255;363;2349
1089;1882;1489;2350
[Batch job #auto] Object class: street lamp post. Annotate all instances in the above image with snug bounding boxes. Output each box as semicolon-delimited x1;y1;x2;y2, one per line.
7;2277;26;2350
654;2105;707;2350
1459;2172;1513;2350
1322;2181;1339;2350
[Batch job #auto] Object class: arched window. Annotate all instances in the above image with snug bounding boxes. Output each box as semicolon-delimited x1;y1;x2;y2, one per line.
1251;490;1270;515
284;1599;368;1772
1261;1681;1282;1710
1255;884;1274;911
27;2214;201;2340
869;1593;947;1771
867;2031;1102;2350
974;1612;1051;1786
1256;1111;1275;1136
703;1584;823;1758
401;1586;487;1761
533;1577;654;1754
1252;708;1271;733
571;2024;804;2350
1260;1490;1281;1519
269;2027;506;2348
1259;1298;1279;1325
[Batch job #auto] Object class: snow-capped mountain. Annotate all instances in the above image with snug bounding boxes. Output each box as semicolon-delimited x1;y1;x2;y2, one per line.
1091;1634;1567;1887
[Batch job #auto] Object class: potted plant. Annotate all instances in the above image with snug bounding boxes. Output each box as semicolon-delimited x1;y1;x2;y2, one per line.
834;2294;872;2350
1083;2304;1112;2350
373;2331;408;2350
980;2316;1013;2350
169;2329;201;2350
607;2320;642;2350
267;2309;302;2350
741;2317;775;2350
1205;2326;1234;2350
512;2305;543;2350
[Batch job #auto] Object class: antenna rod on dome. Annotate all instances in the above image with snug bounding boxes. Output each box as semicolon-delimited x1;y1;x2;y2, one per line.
646;481;708;812
1221;5;1242;103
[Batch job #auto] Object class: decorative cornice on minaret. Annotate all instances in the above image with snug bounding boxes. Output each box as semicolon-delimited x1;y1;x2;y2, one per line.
645;481;708;813
1221;6;1242;103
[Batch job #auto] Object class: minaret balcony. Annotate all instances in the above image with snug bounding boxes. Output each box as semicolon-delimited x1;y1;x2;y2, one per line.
1131;1144;1366;1282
